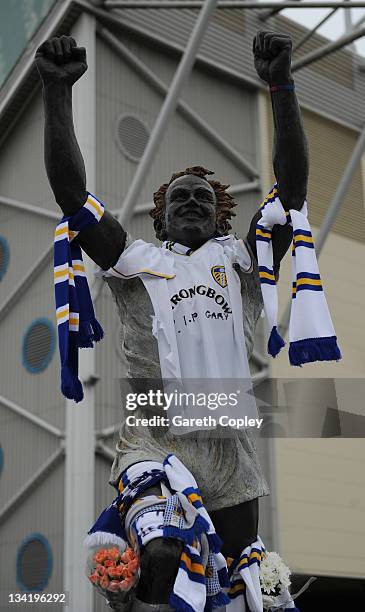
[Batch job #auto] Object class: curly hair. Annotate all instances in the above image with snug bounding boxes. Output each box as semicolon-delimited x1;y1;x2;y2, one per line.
150;165;237;241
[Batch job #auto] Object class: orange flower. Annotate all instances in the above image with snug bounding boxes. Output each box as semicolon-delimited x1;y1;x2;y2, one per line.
108;547;121;561
99;575;110;590
121;548;136;563
88;572;99;585
94;549;108;564
120;566;133;579
104;559;114;568
120;577;133;591
96;564;107;576
108;566;123;580
107;580;121;592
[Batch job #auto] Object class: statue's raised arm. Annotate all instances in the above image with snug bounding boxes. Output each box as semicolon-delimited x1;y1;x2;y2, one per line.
254;30;309;210
247;31;309;272
35;35;126;270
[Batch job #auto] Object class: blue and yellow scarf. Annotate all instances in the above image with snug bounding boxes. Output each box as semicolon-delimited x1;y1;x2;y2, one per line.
54;193;104;402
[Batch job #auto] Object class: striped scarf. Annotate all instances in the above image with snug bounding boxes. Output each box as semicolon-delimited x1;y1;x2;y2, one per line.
84;458;301;611
227;540;266;612
54;193;104;403
256;186;341;366
85;456;230;612
162;454;230;612
227;541;299;612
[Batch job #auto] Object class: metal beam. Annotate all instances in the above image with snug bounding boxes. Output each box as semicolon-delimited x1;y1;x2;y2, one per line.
115;0;219;226
78;0;365;132
292;22;365;72
104;1;365;8
352;12;365;28
63;14;96;612
0;243;53;325
77;0;263;91
91;0;219;302
0;394;64;438
0;446;64;527
251;368;269;383
98;27;259;179
344;0;354;34
96;441;116;462
278;123;365;336
0;194;60;221
96;424;119;439
251;349;269;369
259;0;302;21
293;8;339;53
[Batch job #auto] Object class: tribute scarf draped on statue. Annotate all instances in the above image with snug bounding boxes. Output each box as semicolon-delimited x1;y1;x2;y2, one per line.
85;456;299;612
54;193;104;402
256;185;341;366
85;455;230;612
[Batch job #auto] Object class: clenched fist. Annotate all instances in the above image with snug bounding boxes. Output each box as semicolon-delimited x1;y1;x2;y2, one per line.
35;35;87;87
253;31;292;85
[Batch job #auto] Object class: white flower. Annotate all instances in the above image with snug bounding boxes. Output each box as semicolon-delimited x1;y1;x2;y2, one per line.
260;551;291;596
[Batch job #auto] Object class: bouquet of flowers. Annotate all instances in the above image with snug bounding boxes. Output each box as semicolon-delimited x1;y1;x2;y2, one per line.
259;551;293;611
87;546;139;596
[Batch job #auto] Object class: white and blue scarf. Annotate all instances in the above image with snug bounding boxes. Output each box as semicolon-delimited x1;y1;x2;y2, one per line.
85;455;230;612
256;185;341;366
85;455;305;612
85;457;300;612
227;540;266;612
54;193;104;403
227;542;299;612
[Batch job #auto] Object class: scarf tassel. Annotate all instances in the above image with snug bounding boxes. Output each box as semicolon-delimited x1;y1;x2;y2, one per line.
61;366;83;403
84;530;128;550
169;593;197;612
78;318;104;348
289;335;341;367
268;326;285;358
204;592;231;612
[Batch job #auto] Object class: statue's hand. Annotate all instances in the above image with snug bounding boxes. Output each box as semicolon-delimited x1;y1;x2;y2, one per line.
253;31;292;85
35;35;87;87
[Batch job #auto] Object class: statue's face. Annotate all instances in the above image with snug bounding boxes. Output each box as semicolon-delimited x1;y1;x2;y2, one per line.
164;175;217;248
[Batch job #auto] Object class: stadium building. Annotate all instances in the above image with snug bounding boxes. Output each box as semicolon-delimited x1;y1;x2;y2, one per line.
0;1;364;610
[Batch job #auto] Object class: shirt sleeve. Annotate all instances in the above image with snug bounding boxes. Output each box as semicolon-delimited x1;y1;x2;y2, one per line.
95;233;176;280
232;236;253;273
216;234;253;272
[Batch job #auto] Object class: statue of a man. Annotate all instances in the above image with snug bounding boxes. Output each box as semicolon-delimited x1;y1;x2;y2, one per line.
35;30;308;611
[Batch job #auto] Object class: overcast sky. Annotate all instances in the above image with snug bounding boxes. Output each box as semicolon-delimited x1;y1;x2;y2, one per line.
259;0;365;57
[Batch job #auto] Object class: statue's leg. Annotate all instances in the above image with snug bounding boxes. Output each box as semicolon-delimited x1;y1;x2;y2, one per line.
209;498;259;558
135;538;183;604
131;484;183;607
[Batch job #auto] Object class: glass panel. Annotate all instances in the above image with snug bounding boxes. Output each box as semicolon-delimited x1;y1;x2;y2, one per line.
0;0;56;87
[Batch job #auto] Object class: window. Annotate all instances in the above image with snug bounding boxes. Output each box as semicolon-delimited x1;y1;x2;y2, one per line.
22;319;55;373
16;534;53;592
0;236;10;281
